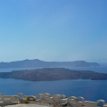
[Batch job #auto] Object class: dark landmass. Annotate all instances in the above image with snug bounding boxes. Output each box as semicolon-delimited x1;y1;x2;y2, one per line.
0;59;100;69
0;68;107;81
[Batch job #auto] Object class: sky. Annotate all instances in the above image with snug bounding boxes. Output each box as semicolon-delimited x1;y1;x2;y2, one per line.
0;0;107;62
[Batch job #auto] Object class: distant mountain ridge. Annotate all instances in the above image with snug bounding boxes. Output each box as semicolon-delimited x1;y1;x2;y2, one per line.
0;59;100;69
0;68;106;81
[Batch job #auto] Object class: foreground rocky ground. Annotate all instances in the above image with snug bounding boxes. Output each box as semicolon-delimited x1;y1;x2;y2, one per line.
6;104;51;107
0;93;107;107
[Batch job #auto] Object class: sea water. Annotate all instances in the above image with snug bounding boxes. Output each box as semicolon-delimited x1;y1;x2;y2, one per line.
0;78;107;101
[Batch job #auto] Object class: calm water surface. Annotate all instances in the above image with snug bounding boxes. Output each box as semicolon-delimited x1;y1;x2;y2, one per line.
0;78;107;101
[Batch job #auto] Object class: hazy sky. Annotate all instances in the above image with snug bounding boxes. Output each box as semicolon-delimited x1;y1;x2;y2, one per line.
0;0;107;62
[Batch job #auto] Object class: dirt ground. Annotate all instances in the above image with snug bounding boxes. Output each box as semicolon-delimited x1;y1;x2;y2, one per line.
6;104;51;107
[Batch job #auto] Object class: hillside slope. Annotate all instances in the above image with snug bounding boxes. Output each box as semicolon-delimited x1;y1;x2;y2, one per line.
0;68;106;81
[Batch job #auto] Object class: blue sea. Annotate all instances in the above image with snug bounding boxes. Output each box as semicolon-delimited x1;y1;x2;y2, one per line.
0;78;107;101
0;67;107;101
